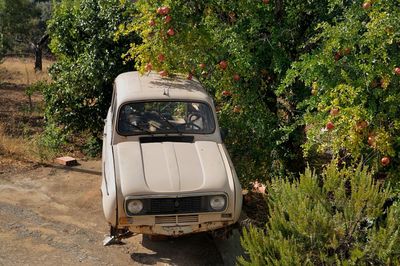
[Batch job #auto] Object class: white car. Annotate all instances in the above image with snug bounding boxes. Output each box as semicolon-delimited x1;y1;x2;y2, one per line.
101;71;242;244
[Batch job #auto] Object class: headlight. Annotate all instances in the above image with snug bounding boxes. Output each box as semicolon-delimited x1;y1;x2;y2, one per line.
127;199;143;214
209;195;226;211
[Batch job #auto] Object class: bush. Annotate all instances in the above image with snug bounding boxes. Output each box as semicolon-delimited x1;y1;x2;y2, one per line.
45;0;139;139
82;135;101;158
25;81;48;112
280;1;400;178
239;162;400;265
34;122;67;161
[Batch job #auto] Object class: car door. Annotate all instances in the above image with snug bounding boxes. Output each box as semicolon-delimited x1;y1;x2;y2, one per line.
101;88;118;225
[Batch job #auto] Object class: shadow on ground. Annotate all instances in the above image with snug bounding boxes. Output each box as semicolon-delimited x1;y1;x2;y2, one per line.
46;164;102;176
131;233;224;265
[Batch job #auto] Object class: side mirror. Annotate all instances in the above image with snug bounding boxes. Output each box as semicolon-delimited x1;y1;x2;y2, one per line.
220;127;228;141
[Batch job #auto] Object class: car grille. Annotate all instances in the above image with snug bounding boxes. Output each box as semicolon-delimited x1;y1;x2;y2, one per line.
178;214;199;223
149;196;203;214
125;194;227;216
155;215;176;224
155;215;199;224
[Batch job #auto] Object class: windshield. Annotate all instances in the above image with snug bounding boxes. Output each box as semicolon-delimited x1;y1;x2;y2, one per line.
117;101;216;135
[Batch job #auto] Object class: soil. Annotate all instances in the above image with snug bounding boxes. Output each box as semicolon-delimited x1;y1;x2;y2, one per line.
0;161;227;265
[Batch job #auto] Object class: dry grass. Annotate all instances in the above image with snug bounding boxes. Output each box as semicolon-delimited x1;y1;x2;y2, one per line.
0;56;55;171
0;124;37;173
0;125;33;159
0;57;52;85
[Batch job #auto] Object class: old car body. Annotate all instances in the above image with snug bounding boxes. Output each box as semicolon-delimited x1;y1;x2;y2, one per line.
101;71;242;237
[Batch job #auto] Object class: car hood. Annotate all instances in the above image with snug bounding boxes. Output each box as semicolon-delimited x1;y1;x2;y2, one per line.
114;141;230;196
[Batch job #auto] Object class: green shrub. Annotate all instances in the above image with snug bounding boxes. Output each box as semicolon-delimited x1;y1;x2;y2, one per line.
45;0;139;138
33;123;67;161
25;81;48;112
82;135;101;158
239;162;400;265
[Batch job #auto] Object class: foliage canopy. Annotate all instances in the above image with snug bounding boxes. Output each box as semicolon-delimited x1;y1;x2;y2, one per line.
0;0;49;59
280;0;400;179
45;0;138;138
119;0;354;182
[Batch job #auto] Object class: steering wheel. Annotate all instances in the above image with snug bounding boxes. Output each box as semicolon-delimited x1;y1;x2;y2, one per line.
187;113;203;130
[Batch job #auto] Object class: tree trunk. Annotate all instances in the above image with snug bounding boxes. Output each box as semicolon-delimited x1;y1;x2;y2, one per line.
34;34;49;72
34;45;42;72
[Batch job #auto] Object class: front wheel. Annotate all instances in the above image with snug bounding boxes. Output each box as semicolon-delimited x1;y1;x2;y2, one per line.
103;226;134;246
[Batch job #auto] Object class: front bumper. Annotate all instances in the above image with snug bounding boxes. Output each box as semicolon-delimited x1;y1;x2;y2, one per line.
117;213;235;236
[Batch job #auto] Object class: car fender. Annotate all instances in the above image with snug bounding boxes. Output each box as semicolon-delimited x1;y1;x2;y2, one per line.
218;144;242;222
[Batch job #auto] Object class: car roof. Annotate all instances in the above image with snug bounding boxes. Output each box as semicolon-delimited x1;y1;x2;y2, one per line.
114;71;214;106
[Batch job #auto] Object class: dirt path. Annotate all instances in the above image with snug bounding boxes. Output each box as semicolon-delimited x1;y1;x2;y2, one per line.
0;160;227;265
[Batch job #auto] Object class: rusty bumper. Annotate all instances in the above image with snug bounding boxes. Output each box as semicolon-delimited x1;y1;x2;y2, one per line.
118;214;235;236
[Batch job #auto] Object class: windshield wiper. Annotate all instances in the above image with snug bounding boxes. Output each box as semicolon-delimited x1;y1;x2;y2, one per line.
153;111;182;134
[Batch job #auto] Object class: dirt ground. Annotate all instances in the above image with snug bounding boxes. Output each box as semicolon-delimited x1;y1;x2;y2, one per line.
0;57;243;265
0;160;230;266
